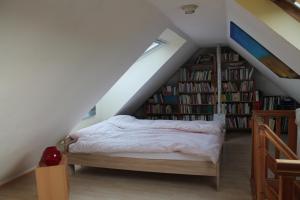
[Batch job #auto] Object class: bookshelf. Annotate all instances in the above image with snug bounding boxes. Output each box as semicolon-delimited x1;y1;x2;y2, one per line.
261;95;300;133
137;46;300;133
142;47;258;129
262;96;300;110
220;47;257;131
144;49;217;121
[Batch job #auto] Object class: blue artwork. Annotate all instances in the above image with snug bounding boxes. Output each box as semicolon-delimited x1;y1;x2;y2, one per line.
230;21;300;79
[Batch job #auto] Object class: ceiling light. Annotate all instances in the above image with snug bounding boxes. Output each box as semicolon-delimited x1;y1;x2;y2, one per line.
181;4;198;14
295;1;300;9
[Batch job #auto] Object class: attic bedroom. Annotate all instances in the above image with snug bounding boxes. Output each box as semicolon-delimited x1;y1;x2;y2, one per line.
1;0;300;200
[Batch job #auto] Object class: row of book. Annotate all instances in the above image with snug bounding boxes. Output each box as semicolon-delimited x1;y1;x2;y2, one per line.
146;115;213;121
145;104;173;114
149;90;256;105
226;117;250;129
221;52;239;62
222;81;254;92
268;117;288;133
148;94;164;104
262;96;300;134
221;92;253;102
221;103;251;115
181;115;213;121
180;68;212;81
178;82;214;93
188;54;213;65
222;67;254;81
161;85;177;96
261;96;300;110
179;94;214;104
178;105;213;114
262;96;281;110
148;94;178;104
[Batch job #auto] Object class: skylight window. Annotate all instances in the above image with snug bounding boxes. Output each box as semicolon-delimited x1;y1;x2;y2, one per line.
144;40;164;54
82;106;96;119
80;40;166;123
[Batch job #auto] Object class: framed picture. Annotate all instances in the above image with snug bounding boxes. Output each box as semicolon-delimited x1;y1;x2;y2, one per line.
230;21;300;79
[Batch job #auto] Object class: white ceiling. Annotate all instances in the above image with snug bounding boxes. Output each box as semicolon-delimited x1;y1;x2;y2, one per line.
147;0;227;46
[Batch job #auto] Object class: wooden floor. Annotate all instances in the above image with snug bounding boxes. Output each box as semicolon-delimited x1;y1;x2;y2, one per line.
0;133;252;200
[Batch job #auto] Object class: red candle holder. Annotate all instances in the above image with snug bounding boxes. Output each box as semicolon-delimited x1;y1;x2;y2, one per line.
41;146;62;166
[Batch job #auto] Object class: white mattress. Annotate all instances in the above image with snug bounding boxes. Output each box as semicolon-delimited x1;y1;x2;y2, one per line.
101;152;212;161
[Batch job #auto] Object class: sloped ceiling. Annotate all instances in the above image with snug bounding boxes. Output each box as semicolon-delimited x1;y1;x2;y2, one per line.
147;0;300;102
147;0;227;46
226;0;300;102
0;0;196;184
119;31;198;116
75;29;197;129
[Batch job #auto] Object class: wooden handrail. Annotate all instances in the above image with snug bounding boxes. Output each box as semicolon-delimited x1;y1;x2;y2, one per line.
260;125;298;159
251;110;299;200
252;110;297;153
253;110;295;117
276;159;300;176
259;124;299;200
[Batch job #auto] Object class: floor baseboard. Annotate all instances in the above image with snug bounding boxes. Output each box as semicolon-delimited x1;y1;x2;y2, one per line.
0;167;35;187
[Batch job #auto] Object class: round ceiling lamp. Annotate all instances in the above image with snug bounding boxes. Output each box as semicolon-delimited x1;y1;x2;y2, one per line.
181;4;198;14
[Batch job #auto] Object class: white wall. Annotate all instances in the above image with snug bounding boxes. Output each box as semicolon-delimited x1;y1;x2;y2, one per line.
235;0;300;51
76;28;194;129
254;70;286;96
226;0;300;102
0;0;193;184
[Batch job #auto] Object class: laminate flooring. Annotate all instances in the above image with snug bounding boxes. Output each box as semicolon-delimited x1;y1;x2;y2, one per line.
0;133;252;200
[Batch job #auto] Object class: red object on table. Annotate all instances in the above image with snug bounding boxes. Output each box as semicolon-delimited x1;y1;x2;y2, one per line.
41;146;62;166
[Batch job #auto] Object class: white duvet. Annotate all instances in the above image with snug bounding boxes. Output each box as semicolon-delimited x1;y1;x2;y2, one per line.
69;115;224;163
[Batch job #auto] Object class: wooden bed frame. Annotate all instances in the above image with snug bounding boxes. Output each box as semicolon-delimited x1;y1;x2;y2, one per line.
63;137;221;190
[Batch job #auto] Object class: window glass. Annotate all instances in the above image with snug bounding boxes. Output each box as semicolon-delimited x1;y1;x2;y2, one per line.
144;40;164;54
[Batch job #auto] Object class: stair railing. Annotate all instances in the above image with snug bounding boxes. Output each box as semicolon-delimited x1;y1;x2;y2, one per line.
251;110;300;200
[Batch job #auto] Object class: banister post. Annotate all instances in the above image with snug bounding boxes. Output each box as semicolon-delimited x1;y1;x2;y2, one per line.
296;108;300;156
258;125;266;200
252;113;262;200
278;176;294;200
288;112;297;153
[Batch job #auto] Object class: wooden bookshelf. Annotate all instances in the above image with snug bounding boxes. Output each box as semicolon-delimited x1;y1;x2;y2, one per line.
220;47;256;131
261;95;300;133
143;49;217;121
142;47;258;128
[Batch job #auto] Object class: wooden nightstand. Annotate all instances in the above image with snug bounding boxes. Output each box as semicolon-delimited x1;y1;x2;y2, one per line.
35;154;69;200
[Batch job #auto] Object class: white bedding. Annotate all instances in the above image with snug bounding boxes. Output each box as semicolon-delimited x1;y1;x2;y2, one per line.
69;115;224;164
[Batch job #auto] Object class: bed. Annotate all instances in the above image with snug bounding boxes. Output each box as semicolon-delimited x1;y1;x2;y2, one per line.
64;115;225;189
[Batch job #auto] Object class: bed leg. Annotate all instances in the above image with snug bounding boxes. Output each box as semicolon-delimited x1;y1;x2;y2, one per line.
68;164;75;175
216;174;220;191
216;163;220;191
